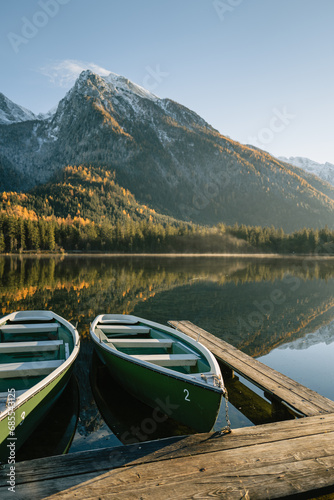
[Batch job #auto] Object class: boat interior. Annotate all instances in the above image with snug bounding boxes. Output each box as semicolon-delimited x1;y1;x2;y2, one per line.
95;320;211;375
0;315;74;410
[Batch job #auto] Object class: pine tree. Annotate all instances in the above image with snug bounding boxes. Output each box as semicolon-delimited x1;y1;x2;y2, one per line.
19;219;25;251
0;231;5;253
46;222;56;251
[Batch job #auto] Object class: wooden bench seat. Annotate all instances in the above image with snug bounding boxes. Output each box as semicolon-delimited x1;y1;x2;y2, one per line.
131;354;199;367
0;360;63;378
0;340;63;353
109;338;174;348
0;323;60;334
98;325;150;335
99;318;138;325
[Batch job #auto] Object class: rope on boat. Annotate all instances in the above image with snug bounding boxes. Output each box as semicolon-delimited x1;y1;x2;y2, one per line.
200;374;231;434
220;389;232;434
210;391;232;438
200;373;224;389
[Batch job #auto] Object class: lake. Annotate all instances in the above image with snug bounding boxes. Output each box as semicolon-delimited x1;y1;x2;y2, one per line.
0;255;333;460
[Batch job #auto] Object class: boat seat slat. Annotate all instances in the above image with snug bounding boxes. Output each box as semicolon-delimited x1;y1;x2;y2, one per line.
131;354;199;367
108;338;174;348
0;340;63;353
8;313;54;322
99;319;138;325
0;360;63;378
0;323;60;333
98;325;150;335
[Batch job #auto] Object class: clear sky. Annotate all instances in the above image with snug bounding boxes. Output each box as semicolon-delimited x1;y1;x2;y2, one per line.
1;0;334;164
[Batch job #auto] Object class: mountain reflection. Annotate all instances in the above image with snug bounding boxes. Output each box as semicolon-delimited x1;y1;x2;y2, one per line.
0;256;334;357
1;255;334;451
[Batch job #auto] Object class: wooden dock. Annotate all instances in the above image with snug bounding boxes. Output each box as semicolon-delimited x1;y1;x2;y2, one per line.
1;321;334;499
168;321;334;417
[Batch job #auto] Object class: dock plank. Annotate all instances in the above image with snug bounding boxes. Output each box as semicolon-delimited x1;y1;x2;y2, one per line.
1;414;334;499
1;415;334;499
168;320;334;416
38;448;334;500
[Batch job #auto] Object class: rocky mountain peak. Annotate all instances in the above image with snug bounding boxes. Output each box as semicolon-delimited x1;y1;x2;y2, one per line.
1;72;334;231
0;92;36;125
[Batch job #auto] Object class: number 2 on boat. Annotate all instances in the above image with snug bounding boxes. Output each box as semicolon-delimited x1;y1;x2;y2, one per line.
184;389;190;402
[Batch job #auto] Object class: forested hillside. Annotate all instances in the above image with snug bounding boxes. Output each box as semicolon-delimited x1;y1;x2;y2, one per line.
0;164;333;254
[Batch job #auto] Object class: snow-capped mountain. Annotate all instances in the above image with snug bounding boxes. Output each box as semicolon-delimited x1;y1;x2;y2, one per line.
1;70;334;230
279;156;334;187
104;71;159;102
0;93;36;125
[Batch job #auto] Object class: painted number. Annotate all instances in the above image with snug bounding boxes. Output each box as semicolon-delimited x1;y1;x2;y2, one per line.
184;389;190;402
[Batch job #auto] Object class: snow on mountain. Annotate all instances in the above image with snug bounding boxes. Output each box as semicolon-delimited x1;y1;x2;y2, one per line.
0;93;36;125
104;72;159;102
1;70;334;230
279;156;334;187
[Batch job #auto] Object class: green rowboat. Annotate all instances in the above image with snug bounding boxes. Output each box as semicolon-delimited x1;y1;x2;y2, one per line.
0;310;80;462
90;314;225;432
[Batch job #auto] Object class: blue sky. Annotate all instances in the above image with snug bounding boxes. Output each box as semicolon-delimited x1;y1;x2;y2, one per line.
1;0;334;163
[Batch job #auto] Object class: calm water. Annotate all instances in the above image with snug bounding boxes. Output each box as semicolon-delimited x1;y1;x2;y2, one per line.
1;255;333;459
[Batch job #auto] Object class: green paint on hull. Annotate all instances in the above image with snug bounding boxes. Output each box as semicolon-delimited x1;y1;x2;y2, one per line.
0;365;73;463
95;343;222;432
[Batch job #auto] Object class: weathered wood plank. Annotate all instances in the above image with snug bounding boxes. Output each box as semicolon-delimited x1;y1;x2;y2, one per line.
2;413;334;486
44;454;334;500
168;320;334;416
1;414;334;499
4;426;334;500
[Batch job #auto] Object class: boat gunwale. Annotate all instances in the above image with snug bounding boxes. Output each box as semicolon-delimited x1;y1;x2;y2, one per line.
0;310;80;420
90;314;224;394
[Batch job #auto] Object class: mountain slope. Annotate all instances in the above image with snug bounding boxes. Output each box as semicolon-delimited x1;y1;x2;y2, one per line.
1;164;178;226
0;71;334;231
0;93;36;125
279;156;334;187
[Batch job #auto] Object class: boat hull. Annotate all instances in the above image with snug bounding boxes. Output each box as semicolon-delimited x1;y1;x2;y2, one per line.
94;341;223;432
0;362;73;462
0;310;80;463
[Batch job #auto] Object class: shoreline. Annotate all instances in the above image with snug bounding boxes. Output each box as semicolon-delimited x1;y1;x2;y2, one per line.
1;252;334;259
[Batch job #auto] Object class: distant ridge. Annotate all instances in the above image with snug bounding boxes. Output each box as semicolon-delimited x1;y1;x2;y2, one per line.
279;156;334;187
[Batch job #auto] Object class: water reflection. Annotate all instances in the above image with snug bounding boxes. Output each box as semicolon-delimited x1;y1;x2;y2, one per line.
0;255;333;457
16;375;79;462
258;319;334;401
1;256;333;352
